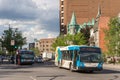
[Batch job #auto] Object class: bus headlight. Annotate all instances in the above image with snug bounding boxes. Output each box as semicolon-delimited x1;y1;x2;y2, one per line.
80;62;84;68
21;59;25;62
98;63;103;68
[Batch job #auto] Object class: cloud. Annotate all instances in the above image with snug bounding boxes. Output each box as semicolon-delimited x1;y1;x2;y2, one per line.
0;0;38;20
0;0;59;45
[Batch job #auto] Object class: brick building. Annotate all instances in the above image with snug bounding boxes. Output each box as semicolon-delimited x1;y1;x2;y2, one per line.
60;0;120;52
39;38;55;53
60;0;120;34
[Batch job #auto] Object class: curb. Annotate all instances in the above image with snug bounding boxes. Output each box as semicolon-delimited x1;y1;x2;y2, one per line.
103;64;120;69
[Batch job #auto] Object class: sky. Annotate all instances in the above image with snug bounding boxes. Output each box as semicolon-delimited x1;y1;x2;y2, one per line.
0;0;59;47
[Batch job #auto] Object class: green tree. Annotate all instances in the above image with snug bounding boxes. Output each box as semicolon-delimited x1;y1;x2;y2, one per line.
30;48;40;56
80;26;91;45
104;17;120;56
52;35;67;50
0;27;26;55
52;33;87;51
0;50;3;55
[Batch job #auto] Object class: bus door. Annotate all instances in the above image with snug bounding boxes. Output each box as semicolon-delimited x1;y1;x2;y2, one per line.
73;50;78;69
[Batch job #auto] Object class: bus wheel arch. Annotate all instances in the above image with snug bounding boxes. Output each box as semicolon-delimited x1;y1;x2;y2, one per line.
69;63;74;72
58;61;61;68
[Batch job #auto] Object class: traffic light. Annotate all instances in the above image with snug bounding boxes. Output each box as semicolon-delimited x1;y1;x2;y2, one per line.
14;45;18;49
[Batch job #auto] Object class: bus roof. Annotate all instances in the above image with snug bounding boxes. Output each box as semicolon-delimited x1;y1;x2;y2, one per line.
17;49;34;54
57;45;101;51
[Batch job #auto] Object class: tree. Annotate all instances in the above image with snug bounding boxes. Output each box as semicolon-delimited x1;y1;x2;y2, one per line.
52;32;87;51
30;47;40;56
104;17;120;56
0;27;26;55
80;25;92;45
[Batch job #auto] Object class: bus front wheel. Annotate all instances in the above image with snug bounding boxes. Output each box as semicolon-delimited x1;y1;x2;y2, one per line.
69;63;74;72
88;70;94;73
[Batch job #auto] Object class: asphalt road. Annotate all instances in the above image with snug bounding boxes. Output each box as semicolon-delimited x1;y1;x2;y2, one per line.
0;61;120;80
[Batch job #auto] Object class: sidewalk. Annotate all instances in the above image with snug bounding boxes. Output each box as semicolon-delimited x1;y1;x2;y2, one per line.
103;63;120;70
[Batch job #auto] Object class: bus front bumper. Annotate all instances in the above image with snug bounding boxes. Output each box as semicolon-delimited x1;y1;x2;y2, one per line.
78;67;103;71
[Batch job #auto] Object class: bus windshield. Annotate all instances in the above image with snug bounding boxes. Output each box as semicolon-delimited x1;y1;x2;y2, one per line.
80;52;102;63
19;50;35;59
21;53;34;58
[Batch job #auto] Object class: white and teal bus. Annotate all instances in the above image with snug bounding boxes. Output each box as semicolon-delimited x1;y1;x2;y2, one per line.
55;45;103;72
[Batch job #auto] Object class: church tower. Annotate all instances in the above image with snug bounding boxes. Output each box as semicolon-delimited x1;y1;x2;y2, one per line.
67;12;80;35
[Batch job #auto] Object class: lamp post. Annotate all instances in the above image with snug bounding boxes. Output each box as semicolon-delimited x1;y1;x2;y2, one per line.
8;26;18;54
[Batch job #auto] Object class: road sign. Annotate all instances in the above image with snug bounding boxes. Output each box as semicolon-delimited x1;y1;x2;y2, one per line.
11;40;15;45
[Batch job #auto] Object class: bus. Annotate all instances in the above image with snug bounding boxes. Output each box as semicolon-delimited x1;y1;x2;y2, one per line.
16;50;35;65
55;45;103;72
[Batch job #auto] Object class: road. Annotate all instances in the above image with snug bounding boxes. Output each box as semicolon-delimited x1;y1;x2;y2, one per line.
0;61;120;80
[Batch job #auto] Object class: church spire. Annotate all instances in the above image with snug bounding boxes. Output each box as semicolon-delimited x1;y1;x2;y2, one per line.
93;4;101;32
69;12;77;25
67;12;79;34
96;4;101;19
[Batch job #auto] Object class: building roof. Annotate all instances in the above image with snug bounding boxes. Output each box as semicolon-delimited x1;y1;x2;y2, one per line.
40;38;55;41
69;12;78;26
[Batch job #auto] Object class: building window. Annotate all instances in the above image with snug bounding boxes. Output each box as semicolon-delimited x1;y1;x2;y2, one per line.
46;49;48;51
61;23;64;25
61;1;64;5
61;13;63;17
46;45;48;47
61;19;64;23
61;7;64;11
61;5;64;8
61;11;64;13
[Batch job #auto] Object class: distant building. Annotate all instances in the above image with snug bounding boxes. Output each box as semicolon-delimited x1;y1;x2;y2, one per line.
39;38;55;54
29;43;35;49
35;41;40;50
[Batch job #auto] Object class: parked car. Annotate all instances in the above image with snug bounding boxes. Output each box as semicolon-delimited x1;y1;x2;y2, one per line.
34;56;43;63
0;55;2;63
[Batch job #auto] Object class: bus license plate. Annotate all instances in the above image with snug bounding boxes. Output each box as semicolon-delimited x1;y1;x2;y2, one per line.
85;63;98;67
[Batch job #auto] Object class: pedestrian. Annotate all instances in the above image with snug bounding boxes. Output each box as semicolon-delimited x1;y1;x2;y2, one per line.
1;56;4;64
0;55;2;64
113;57;116;65
11;55;14;64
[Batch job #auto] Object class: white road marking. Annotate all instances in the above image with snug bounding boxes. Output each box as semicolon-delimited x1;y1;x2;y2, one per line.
30;76;37;80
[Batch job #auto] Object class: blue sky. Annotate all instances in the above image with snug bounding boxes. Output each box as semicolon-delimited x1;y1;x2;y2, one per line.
0;0;59;47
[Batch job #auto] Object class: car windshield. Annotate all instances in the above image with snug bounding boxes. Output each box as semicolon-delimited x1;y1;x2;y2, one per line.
80;52;103;63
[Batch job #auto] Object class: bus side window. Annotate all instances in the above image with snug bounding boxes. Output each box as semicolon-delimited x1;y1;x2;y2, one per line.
74;50;78;57
62;51;65;59
70;50;73;60
67;51;71;60
66;51;68;60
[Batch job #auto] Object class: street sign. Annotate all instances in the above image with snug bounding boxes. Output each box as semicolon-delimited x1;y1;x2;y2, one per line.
11;40;15;45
